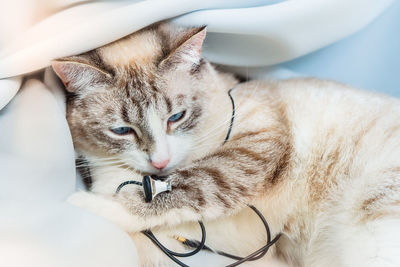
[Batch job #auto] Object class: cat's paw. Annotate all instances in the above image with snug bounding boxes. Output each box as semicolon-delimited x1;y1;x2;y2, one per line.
68;191;147;233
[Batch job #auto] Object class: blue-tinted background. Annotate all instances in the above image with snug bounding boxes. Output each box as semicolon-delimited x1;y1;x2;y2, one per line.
282;1;400;97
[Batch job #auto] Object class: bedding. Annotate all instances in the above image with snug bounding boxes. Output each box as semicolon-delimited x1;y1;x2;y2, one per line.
0;1;398;266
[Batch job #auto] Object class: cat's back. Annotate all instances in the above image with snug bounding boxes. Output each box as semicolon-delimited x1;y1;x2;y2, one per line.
275;78;400;160
237;77;400;145
273;78;400;215
277;78;400;132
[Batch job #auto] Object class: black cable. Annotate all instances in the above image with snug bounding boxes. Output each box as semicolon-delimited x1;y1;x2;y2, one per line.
180;205;281;266
144;221;206;257
225;234;281;267
143;230;189;267
141;221;206;267
225;205;280;266
224;88;236;144
115;180;142;194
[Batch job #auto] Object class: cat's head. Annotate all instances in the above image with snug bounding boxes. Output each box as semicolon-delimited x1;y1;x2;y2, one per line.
52;23;235;175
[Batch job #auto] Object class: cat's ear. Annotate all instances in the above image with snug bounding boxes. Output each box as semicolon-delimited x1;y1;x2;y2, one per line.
51;59;112;93
160;26;206;69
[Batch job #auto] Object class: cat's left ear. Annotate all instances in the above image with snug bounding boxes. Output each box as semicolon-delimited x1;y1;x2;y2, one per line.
160;26;206;69
51;59;112;93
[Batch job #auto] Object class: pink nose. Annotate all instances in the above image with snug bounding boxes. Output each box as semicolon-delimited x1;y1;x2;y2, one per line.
150;159;170;169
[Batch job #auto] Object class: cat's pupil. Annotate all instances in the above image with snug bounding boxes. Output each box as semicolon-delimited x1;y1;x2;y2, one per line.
168;111;185;123
111;127;133;135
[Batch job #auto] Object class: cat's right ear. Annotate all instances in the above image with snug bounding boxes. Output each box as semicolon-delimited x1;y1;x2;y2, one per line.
51;60;111;93
159;26;207;70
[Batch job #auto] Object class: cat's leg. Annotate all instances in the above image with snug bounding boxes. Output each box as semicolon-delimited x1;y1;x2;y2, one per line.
69;127;291;233
115;127;291;232
68;190;146;230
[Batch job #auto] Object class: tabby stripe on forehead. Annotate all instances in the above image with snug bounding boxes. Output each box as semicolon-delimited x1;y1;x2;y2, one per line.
147;73;158;91
164;95;172;113
124;83;131;98
87;50;115;77
178;105;202;131
136;103;144;119
121;104;130;123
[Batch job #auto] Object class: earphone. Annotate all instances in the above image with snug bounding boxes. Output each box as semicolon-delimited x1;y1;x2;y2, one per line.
116;175;171;203
143;175;172;202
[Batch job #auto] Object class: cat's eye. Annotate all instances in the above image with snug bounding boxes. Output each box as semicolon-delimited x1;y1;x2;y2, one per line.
110;127;134;135
168;111;185;123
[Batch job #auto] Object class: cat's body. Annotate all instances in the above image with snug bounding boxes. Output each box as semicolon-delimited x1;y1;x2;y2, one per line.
53;23;400;267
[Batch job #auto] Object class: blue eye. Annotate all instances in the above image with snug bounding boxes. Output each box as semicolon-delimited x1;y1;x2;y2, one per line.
168;111;185;123
110;127;133;135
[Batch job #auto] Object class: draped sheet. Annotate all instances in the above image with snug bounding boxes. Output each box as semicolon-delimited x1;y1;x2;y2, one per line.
0;1;396;266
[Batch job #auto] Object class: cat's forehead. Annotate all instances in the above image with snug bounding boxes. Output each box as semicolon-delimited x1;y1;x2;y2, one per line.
105;59;193;109
97;29;163;67
101;70;182;119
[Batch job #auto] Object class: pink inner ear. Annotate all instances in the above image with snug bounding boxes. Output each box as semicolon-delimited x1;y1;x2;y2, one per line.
192;28;206;55
51;61;72;91
174;27;207;64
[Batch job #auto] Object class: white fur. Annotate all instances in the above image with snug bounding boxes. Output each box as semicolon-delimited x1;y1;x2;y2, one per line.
147;107;170;165
69;78;400;267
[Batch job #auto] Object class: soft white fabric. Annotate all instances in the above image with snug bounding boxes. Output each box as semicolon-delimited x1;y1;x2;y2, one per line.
175;0;393;66
0;1;396;266
0;78;139;267
0;76;21;112
0;0;393;80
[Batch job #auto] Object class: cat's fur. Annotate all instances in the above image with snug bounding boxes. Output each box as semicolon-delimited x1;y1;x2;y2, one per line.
53;23;400;267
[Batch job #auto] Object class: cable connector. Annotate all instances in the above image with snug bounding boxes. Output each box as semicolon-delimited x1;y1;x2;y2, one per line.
173;236;187;243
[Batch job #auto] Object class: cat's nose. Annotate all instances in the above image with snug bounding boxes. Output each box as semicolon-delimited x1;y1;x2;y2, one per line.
150;159;170;170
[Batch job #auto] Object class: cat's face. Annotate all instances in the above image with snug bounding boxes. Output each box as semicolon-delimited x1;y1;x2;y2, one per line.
52;24;214;175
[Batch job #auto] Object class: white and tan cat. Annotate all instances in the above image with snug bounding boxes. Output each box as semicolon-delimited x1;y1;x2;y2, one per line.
52;23;400;267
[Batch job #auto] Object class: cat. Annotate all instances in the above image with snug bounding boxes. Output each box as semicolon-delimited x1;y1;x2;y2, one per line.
52;22;400;267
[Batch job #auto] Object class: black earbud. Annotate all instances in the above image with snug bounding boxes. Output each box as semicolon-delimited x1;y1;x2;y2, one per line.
142;175;172;202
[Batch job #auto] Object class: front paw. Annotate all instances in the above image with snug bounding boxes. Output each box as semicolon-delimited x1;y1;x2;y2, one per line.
68;191;147;233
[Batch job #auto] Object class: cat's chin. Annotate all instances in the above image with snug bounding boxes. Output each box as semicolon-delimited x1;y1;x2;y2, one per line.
145;166;178;177
138;168;173;177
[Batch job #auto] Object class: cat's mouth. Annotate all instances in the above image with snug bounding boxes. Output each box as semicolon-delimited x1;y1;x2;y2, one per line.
155;162;183;177
140;167;174;177
134;161;180;178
